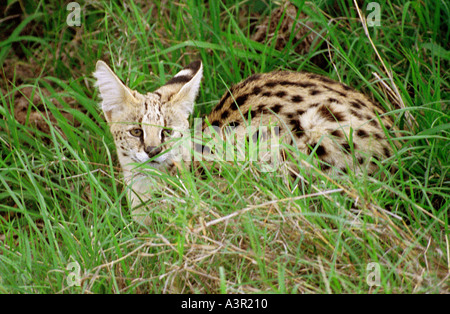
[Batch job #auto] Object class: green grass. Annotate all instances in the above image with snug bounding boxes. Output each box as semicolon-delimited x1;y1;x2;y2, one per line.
0;0;449;293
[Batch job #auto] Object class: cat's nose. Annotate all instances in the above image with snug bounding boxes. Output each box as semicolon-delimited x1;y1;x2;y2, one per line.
145;146;162;158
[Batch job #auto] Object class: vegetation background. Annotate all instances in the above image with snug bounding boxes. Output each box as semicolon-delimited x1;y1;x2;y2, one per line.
0;0;448;293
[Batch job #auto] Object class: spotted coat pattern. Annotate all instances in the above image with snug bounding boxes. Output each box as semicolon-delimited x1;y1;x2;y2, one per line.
204;71;395;173
94;60;396;225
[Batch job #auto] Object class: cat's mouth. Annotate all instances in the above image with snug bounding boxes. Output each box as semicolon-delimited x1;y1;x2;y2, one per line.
129;156;170;174
141;153;170;166
133;151;168;164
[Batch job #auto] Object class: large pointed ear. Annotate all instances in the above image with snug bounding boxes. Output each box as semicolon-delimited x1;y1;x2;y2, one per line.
155;61;203;118
93;60;138;122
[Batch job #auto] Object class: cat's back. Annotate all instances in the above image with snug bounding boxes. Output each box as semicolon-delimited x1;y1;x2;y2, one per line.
206;71;395;173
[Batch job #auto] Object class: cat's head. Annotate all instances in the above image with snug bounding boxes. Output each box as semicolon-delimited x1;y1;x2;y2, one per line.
93;60;202;173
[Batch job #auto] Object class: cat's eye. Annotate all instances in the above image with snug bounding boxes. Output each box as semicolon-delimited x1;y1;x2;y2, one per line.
162;128;173;141
130;128;143;137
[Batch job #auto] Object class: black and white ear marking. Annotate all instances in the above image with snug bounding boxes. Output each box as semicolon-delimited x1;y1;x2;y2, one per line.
93;60;138;122
155;61;203;118
165;60;203;86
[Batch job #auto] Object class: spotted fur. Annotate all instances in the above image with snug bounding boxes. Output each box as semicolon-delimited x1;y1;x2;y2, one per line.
94;60;395;225
205;70;395;174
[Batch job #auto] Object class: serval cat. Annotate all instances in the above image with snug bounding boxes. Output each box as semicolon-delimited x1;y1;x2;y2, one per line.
94;60;395;225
